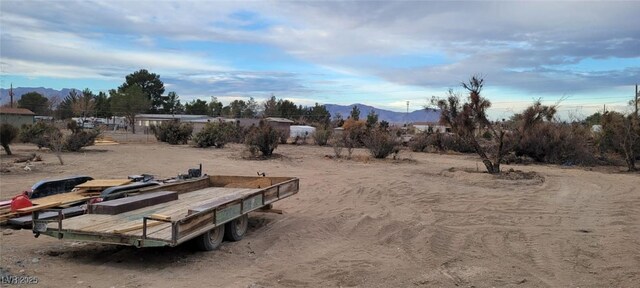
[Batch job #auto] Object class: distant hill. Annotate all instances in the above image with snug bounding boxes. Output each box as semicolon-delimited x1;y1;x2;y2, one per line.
0;87;440;124
0;87;78;105
325;103;440;124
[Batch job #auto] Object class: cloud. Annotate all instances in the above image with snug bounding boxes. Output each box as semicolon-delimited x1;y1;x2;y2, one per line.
1;0;638;107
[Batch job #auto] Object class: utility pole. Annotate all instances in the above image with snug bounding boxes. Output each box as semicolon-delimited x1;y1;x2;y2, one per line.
9;83;14;108
406;101;410;126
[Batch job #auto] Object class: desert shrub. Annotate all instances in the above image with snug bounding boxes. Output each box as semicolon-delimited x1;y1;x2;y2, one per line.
313;127;332;146
19;122;57;148
426;132;475;153
17;122;99;164
222;122;246;144
342;119;367;146
150;120;193;145
515;122;596;165
329;134;344;158
362;128;401;159
1;124;18;155
409;131;430;152
193;122;234;148
245;121;280;156
64;129;100;152
599;112;640;171
482;130;493;140
278;129;289;144
67;120;82;133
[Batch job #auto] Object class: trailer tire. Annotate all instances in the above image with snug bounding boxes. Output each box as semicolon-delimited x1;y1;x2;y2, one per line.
194;225;225;251
224;214;248;241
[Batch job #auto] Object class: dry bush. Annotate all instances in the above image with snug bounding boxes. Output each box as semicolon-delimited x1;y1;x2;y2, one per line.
515;122;596;165
1;124;18;155
245;121;280;157
313;127;332;146
329;134;344;158
409;131;430;152
276;129;289;144
193;122;235;148
599;112;640;171
66;120;82;134
362;128;401;159
342;119;366;147
150;120;193;145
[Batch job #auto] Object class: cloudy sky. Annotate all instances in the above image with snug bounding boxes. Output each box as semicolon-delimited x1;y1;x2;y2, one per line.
1;1;638;118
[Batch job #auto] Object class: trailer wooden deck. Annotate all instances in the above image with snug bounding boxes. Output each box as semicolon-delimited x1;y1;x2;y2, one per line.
33;175;299;248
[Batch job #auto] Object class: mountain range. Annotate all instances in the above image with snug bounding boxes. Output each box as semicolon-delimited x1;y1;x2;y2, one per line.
325;103;439;124
0;87;440;123
0;87;78;105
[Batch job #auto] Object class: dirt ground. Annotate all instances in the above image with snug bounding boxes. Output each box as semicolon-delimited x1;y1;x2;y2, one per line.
1;142;639;288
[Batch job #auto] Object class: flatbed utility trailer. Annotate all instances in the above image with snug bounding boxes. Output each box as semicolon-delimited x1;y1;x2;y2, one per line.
32;175;299;250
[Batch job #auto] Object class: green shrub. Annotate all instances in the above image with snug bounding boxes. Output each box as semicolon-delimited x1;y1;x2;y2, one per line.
362;128;401;159
19;122;58;148
193;122;234;148
313;127;332;146
245;121;280;156
150;120;193;145
65;129;100;152
19;122;99;153
0;124;19;155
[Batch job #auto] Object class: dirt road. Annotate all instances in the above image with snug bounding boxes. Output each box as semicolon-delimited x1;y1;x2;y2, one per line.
1;143;638;287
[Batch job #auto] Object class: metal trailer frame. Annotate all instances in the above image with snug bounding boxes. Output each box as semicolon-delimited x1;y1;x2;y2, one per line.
32;175;299;248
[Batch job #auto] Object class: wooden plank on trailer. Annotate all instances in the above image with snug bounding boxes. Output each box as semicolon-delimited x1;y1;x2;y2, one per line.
8;206;85;227
112;220;165;234
177;210;215;238
17;202;63;213
75;179;132;189
65;189;221;232
31;191;91;206
149;214;171;221
88;191;178;215
60;187;259;235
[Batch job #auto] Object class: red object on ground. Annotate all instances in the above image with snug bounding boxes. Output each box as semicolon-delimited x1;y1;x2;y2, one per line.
10;192;33;212
89;197;103;205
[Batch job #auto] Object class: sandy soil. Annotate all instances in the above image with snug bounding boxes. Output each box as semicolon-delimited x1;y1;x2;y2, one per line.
1;142;639;288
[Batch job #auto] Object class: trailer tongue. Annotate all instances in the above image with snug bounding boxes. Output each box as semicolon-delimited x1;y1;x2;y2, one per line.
32;175;299;250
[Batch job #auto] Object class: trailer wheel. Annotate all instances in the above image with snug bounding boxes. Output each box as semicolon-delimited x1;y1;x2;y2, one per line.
224;214;248;241
194;225;225;251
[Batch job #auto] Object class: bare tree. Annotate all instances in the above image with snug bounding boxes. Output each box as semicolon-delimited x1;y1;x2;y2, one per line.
43;128;65;165
432;76;509;174
72;89;96;121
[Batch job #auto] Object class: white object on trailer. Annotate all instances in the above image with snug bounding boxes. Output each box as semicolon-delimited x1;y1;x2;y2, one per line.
290;125;316;138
